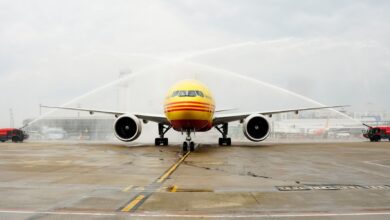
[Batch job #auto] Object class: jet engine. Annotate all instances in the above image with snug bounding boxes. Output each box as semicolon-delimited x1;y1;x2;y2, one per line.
114;114;142;142
242;114;270;142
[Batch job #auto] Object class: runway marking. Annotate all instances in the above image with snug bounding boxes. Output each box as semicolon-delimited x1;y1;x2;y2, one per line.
364;160;390;168
136;186;145;191
1;209;390;218
157;151;191;183
121;195;145;212
170;185;178;192
0;210;116;216
277;184;390;191
122;185;133;192
119;150;192;212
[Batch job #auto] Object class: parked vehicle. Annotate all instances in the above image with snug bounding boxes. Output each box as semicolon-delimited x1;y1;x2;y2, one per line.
363;126;390;142
0;128;28;143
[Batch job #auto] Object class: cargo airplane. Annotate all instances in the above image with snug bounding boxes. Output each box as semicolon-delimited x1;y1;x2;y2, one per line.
42;80;346;151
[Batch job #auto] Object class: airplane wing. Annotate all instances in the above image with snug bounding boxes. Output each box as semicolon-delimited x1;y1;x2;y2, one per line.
215;108;238;113
213;105;349;125
40;105;170;125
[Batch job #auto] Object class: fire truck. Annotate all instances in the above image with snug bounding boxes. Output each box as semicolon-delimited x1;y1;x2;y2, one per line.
363;126;390;142
0;128;28;143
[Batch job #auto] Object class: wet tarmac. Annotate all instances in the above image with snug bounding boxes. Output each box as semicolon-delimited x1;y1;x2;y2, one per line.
0;141;389;219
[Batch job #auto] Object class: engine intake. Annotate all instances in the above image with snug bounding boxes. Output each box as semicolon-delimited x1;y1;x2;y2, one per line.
243;114;270;142
114;114;142;142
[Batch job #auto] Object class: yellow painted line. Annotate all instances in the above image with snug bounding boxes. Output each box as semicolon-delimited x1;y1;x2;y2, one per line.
120;151;191;212
157;151;191;183
121;195;145;212
122;185;133;192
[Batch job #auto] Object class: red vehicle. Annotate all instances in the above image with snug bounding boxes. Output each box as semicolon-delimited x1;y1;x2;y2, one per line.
0;128;28;143
363;126;390;142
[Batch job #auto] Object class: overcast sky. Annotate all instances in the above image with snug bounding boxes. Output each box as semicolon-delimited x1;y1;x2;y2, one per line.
1;0;390;127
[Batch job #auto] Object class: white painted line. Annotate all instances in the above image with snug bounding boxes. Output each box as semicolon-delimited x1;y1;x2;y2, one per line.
364;160;390;168
133;212;390;218
0;210;115;216
0;209;390;218
122;185;133;192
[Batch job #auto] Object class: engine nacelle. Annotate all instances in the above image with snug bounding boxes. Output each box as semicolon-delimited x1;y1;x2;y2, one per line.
243;114;271;142
113;114;142;142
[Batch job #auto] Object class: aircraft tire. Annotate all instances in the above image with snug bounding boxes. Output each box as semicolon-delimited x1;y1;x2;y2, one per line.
183;142;188;151
189;142;195;151
163;138;168;146
12;137;19;143
226;138;231;146
218;138;231;146
218;138;223;146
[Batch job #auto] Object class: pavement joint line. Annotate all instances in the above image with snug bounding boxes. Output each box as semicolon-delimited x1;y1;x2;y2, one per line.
119;150;192;212
336;162;390;178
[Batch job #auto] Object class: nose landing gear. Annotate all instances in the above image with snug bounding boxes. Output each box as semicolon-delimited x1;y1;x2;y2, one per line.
182;129;195;152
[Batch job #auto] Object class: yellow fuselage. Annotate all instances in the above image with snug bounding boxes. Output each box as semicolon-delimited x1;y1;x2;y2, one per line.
164;80;215;131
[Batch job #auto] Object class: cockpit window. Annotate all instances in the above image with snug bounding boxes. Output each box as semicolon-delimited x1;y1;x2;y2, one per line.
196;91;204;97
171;91;179;97
179;91;187;97
187;90;197;97
171;90;205;97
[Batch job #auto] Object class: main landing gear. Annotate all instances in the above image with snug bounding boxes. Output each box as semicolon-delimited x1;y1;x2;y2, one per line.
182;129;195;152
215;123;231;146
155;123;171;146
